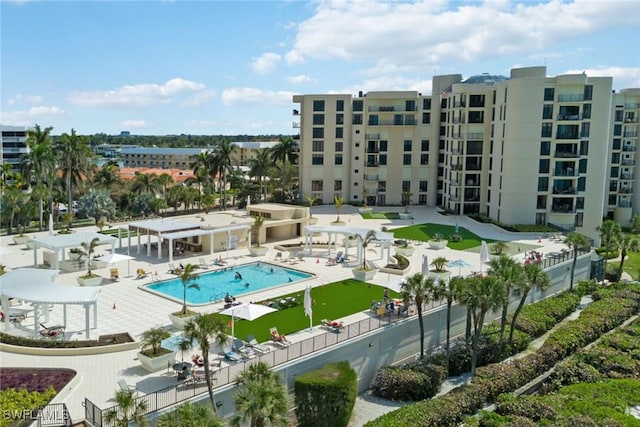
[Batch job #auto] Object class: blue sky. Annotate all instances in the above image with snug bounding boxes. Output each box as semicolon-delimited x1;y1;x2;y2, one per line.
1;0;639;136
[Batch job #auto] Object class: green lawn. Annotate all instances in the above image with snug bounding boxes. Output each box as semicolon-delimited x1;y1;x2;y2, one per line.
392;223;495;250
609;252;640;280
360;212;401;220
212;279;401;343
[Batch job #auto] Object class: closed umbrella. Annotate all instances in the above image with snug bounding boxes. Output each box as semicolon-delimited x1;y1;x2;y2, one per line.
220;302;277;343
304;285;313;331
480;241;490;273
48;213;54;236
421;254;430;276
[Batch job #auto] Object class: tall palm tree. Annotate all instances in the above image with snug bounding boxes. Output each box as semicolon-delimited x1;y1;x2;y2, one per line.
230;362;288;427
183;314;229;413
104;389;148;427
177;264;200;315
154;172;174;203
597;219;621;273
131;173;161;195
157;402;222;427
401;273;434;359
458;274;505;376
565;232;591;291
270;136;297;201
249;148;272;202
334;196;345;223
357;230;377;270
616;234;640;281
509;263;550;343
3;185;27;235
487;255;524;350
93;163;122;191
56;128;92;215
212;139;236;209
432;275;466;375
22;124;56;229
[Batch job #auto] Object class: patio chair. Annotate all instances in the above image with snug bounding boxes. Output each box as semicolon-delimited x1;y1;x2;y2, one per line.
247;334;271;354
222;344;244;362
183;370;205;385
274;252;283;262
110;268;120;281
39;323;65;338
269;327;290;347
198;258;212;269
117;379;138;395
233;338;256;359
168;263;182;274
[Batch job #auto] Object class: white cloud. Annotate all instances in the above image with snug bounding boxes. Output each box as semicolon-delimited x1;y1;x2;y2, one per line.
68;78;207;107
7;94;43;105
181;89;216;107
120;120;148;129
286;74;314;84
564;66;640;90
249;52;282;74
221;87;295;106
0;105;65;126
286;0;639;73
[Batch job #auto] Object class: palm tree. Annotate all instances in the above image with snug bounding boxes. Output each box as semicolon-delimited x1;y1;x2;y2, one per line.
303;193;317;218
565;232;591;291
432;275;466;375
334;196;345;223
157;402;222;427
212;139;236;209
458;274;505;376
177;264;200;315
249;148;272;202
270;136;297;201
154;173;174;204
230;362;288;427
356;230;377;270
131;173;161;196
401;190;412;214
57;128;92;215
362;188;370;208
78;237;100;277
487;255;524;350
252;215;265;247
22;124;55;230
183;314;229;413
597;219;621;273
93;163;122;191
401;273;434;359
430;256;449;273
616;234;640;281
509;263;550;343
104;389;148;427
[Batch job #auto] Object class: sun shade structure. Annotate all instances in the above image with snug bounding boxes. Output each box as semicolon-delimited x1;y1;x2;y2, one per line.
0;268;100;338
220;302;277;344
304;225;395;265
31;231;117;271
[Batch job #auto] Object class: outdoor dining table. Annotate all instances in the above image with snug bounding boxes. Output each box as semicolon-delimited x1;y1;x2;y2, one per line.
172;361;192;379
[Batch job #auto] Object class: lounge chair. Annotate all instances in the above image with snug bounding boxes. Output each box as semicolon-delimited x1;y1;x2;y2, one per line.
117;379;138;394
274;252;283;262
198;258;212;269
39;323;65;338
233;338;256;359
321;319;344;333
110;268;120;281
0;310;27;325
168;263;182;274
247;334;271;354
269;327;290;347
222;344;244;362
135;268;149;279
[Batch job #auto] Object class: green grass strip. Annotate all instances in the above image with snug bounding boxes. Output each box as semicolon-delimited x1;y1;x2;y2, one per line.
392;223;495;250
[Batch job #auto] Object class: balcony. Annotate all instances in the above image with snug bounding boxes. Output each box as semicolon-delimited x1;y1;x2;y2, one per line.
622;159;636;166
625;103;639;109
623;145;636;152
557;94;583;102
450;196;461;202
553;168;578;177
365;162;379;168
292;122;300;128
451;149;463;155
452;133;462;139
557;114;582;121
364;174;378;181
618;201;632;208
619;187;632;194
454;101;466;108
620;173;634;180
624;131;638;138
551;205;576;213
554;150;579;158
467;132;484;140
625;118;639;123
365;133;380;140
553;187;577;195
453;117;465;124
451;164;463;171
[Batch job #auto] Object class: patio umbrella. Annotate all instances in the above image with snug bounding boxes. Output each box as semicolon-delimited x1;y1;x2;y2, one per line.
95;253;134;277
161;334;195;362
447;258;473;276
480;240;490;274
422;254;430;276
304;285;313;332
220;302;277;343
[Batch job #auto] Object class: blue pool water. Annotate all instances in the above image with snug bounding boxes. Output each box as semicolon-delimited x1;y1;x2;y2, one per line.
145;262;313;305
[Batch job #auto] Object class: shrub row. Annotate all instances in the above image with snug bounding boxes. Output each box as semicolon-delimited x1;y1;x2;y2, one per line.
512;291;580;337
364;283;640;427
371;361;446;401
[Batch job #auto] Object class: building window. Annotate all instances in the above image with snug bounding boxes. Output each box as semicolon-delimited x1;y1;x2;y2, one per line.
336;99;344;111
614;124;622;136
353;114;363;125
544;87;555;101
540;141;550;156
379;154;387;165
574;212;584;227
313;100;325;111
403;154;412;165
423;98;431;110
404;140;412;151
335;141;343;152
582;104;591;119
612;153;620;164
539;159;549;174
418;194;427;204
583;85;593;101
608;195;617;205
422;112;431;124
334;154;343;165
405;100;416;111
312;128;324;138
402;181;410;191
421;140;429;151
336;114;344;125
576;197;584;210
419;181;427;191
536;195;547;209
312;154;324;165
581;122;590;138
378;181;386;192
311;180;323;191
536;213;546;225
542;104;553;120
469;94;485;107
379;140;388;151
580;140;589;156
420;154;429;165
313;114;324;125
538;177;548;191
353;100;363;111
334;180;342;191
579;159;587;174
312;140;324;151
368;115;379;125
541;123;552;138
610;166;619;178
335;127;343;138
468;111;484;123
613;139;621;150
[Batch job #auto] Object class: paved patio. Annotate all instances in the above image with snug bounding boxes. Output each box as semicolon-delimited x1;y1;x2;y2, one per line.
0;205;573;423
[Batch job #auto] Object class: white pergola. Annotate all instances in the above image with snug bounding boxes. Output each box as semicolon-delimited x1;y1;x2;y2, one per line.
31;232;117;270
0;268;100;338
127;219;251;262
303;225;395;265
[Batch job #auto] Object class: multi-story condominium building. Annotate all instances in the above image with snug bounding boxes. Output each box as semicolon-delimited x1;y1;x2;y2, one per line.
1;125;30;174
293;66;640;243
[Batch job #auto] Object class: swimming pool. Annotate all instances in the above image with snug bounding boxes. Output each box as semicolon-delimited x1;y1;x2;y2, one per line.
145;262;314;305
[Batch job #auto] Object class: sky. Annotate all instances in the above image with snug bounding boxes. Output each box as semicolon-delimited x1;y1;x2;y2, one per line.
1;0;639;136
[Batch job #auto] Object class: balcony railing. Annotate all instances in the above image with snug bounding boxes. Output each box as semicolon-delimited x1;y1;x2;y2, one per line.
553;187;577;195
620;173;634;180
292;122;300;128
624;132;638;138
551;205;576;213
364;174;378;181
619;187;632;194
451;149;463;155
557;114;582;121
451;164;463;171
454;101;465;108
365;147;379;153
467;132;484;140
625;103;639;109
554;151;579;158
365;133;380;140
557;94;583;102
623;145;637;152
622;159;636;166
618;201;632;208
365;162;379;167
553;169;578;177
453;117;465;124
624;118;639;123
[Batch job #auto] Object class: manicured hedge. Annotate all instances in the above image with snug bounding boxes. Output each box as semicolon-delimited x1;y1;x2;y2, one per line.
364;283;640;427
371;361;445;401
295;361;357;427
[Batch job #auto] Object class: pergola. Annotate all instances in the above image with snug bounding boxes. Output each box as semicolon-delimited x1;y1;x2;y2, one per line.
0;268;100;338
127;219;251;262
31;232;117;270
303;225;395;265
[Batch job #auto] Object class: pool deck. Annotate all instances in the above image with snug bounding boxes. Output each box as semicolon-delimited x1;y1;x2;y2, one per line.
0;205;573;422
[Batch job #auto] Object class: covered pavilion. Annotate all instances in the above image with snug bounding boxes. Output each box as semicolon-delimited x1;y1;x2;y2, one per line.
0;268;100;338
303;225;395;265
31;232;117;271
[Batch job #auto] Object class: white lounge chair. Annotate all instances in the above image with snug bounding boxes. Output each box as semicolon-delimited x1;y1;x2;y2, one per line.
117;379;138;395
247;334;271;354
